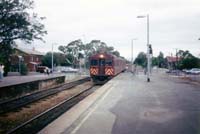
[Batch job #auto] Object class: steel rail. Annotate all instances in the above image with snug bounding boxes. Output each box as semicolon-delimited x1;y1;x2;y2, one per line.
0;77;90;114
6;85;98;134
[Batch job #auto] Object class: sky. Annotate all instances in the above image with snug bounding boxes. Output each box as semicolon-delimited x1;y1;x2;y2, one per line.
21;0;200;60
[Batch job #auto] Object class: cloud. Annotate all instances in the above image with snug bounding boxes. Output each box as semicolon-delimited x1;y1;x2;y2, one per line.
30;0;200;59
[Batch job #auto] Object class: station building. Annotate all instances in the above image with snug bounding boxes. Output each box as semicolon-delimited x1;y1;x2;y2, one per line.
10;46;45;72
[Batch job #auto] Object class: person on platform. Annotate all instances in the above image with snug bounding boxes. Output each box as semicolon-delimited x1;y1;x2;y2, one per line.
46;67;49;75
0;64;4;81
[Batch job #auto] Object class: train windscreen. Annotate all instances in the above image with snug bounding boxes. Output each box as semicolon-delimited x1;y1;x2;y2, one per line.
105;60;112;66
91;60;98;66
99;59;112;66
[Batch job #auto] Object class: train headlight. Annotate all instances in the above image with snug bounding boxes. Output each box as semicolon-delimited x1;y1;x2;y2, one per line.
99;54;104;58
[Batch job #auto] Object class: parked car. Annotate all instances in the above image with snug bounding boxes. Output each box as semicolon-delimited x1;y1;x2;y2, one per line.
61;67;78;73
166;69;181;74
188;68;200;75
182;69;191;74
36;66;49;73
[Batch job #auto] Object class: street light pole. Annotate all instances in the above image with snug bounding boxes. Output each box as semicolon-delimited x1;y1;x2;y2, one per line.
131;39;133;73
52;43;57;73
83;35;87;74
147;14;150;82
52;44;54;73
137;14;150;82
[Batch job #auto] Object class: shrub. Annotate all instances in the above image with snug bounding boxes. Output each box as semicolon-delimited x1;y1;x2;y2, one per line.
20;64;28;75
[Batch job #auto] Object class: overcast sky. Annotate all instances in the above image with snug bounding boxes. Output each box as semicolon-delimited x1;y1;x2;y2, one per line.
22;0;200;60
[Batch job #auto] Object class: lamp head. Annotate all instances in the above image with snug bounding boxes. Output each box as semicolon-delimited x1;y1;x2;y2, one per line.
137;16;146;18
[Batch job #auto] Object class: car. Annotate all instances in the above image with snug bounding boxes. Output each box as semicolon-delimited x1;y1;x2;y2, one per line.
61;67;78;73
182;69;191;74
36;66;49;73
166;69;181;74
188;68;200;75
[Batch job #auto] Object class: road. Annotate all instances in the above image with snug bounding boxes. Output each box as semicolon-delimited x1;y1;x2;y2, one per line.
40;72;200;134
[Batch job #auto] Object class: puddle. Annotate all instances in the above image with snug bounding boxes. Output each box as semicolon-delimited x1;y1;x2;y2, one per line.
141;107;183;123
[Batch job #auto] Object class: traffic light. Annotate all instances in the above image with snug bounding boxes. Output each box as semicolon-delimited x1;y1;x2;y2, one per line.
149;44;153;54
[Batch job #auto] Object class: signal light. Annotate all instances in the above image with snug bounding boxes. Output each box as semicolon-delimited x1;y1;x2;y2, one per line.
149;44;153;54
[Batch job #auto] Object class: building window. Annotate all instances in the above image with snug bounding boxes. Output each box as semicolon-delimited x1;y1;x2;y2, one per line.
36;57;39;62
30;56;33;61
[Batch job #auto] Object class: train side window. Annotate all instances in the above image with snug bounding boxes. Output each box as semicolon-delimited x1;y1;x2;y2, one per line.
91;60;98;66
105;60;112;66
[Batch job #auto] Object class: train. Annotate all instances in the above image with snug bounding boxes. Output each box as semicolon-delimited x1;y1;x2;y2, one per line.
89;53;126;84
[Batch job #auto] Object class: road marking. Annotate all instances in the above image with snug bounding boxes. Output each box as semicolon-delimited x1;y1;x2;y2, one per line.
70;84;114;134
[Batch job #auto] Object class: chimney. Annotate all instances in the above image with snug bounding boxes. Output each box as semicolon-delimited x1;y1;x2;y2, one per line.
32;47;35;51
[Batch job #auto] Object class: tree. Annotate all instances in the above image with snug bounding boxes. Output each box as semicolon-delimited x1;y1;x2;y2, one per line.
0;0;47;75
42;52;69;68
112;50;120;57
178;50;193;59
134;52;147;68
58;39;84;68
177;50;200;69
58;39;122;68
152;57;158;66
180;57;200;69
157;52;166;68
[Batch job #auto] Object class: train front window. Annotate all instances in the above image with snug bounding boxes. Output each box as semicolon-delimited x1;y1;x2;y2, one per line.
91;60;98;66
105;60;112;66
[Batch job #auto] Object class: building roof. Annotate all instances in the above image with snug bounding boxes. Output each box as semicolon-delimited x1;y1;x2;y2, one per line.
15;46;45;56
166;56;181;62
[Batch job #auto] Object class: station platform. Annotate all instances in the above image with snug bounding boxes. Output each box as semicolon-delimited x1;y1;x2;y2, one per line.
0;73;84;88
39;72;200;134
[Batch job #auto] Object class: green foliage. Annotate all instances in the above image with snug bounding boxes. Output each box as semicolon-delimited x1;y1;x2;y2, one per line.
135;51;168;68
134;50;200;70
179;57;200;69
152;57;158;66
177;50;200;69
134;52;147;68
157;52;167;68
58;39;121;68
0;0;47;75
20;63;28;75
42;52;69;68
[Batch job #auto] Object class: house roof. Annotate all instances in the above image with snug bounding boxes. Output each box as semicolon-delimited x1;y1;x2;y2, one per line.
166;56;181;62
15;46;45;56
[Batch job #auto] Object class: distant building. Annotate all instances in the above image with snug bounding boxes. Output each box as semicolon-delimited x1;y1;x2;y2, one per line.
10;46;45;72
166;56;181;70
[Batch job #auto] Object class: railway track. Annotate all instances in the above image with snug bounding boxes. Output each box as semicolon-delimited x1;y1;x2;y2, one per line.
6;85;100;134
0;77;90;114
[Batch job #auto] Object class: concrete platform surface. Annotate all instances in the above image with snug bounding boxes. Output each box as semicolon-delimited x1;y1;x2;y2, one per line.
39;72;200;134
0;73;86;88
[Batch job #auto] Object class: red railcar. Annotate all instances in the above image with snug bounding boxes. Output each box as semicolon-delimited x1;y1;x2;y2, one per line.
89;53;126;83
